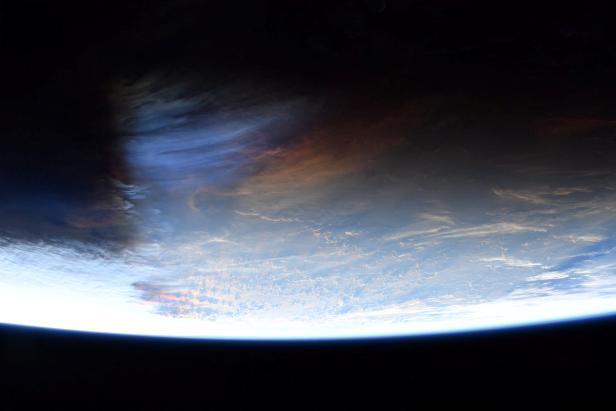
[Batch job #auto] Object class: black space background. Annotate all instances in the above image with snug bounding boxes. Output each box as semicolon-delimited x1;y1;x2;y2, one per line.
1;318;616;408
1;1;616;407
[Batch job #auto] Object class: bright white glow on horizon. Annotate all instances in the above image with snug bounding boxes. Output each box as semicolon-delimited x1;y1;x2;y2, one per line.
1;241;616;340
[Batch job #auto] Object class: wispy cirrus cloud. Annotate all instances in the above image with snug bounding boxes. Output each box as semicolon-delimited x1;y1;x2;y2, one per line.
435;223;547;239
387;222;547;242
479;256;543;268
492;187;591;205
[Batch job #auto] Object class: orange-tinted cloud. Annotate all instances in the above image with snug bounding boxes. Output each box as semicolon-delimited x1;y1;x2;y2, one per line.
236;99;436;199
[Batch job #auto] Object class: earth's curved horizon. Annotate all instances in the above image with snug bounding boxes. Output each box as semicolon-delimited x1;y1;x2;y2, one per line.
1;1;616;340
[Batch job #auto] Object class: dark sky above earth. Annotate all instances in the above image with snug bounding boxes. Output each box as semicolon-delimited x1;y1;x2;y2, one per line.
1;0;615;250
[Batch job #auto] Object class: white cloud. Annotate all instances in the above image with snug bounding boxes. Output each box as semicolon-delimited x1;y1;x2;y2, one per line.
432;223;547;239
386;222;546;242
526;271;569;281
492;187;591;205
492;188;548;204
556;234;605;244
418;213;455;225
234;210;298;223
479;256;542;268
385;226;449;241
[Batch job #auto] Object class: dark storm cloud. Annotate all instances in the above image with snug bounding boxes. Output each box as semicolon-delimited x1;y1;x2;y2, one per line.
0;66;130;248
0;2;139;249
